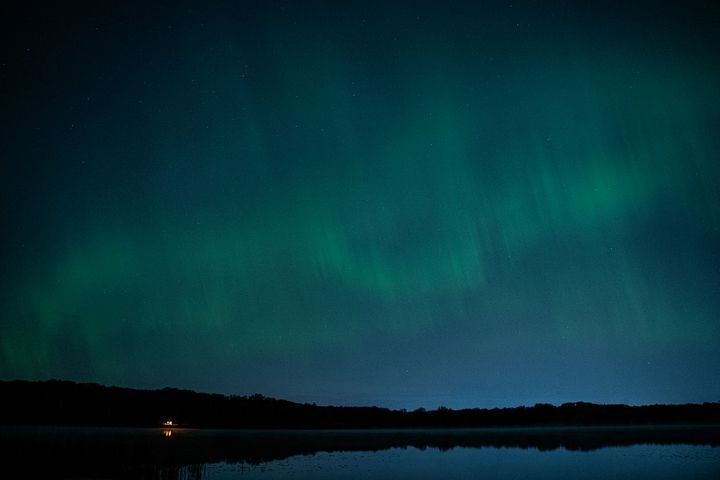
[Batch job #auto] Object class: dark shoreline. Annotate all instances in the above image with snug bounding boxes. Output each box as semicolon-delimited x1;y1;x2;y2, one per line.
2;380;719;429
2;424;719;479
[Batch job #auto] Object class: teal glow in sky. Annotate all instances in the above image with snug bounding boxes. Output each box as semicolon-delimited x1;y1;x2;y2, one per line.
1;1;719;408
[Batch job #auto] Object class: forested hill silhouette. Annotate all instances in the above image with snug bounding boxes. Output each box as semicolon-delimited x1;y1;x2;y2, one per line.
1;380;718;428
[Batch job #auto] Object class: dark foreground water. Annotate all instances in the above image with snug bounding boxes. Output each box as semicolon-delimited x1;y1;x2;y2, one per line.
1;426;718;479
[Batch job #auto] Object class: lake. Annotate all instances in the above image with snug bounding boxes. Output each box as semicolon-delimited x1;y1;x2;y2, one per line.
1;426;718;479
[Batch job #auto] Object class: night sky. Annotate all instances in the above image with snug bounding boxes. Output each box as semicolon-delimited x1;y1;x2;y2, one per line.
1;1;719;409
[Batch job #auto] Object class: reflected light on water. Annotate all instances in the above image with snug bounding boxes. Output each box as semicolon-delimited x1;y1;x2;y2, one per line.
1;427;718;479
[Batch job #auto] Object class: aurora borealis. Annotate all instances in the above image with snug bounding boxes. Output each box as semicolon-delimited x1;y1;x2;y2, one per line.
1;1;719;408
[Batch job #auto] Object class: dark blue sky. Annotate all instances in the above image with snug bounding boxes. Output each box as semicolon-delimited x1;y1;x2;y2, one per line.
1;1;719;408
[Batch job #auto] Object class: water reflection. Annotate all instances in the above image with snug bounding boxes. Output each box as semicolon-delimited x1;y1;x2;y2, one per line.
1;426;718;479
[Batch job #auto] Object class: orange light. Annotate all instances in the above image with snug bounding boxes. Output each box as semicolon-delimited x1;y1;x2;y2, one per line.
163;430;173;437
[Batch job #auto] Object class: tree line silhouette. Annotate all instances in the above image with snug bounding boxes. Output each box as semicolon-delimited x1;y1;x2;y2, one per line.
1;380;718;428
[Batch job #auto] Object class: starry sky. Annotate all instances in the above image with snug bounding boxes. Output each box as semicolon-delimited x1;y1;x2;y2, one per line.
1;1;719;408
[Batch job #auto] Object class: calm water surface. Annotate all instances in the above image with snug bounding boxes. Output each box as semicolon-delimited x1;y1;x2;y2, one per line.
2;426;718;479
201;444;720;480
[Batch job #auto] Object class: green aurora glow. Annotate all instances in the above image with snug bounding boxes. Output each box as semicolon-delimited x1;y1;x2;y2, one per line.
1;1;719;407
